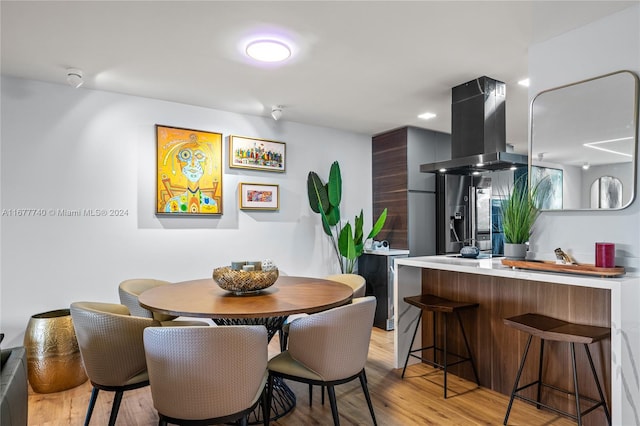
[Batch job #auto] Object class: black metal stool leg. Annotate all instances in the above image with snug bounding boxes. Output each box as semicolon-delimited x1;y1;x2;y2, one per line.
443;313;448;399
432;311;438;366
504;335;533;425
570;343;583;426
401;311;422;378
584;343;611;425
456;311;480;386
536;339;545;409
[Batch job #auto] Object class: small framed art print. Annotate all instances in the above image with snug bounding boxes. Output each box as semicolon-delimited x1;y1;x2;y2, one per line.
229;135;285;172
239;183;279;210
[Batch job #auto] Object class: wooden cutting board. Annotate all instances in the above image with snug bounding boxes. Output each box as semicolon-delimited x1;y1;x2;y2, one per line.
501;259;625;277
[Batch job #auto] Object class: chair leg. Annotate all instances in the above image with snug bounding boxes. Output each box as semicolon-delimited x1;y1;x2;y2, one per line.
359;370;377;426
321;385;325;405
266;375;274;424
570;343;583;426
158;416;167;426
432;311;438;365
584;343;612;425
401;311;422;378
456;311;480;386
327;385;340;426
536;339;545;409
308;383;313;406
239;414;249;426
443;313;448;399
84;387;99;426
108;390;124;426
504;334;533;425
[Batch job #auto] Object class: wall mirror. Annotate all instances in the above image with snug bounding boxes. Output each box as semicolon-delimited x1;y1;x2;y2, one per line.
530;70;639;210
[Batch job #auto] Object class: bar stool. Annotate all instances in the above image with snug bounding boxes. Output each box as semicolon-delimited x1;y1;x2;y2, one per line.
401;294;480;398
503;313;611;426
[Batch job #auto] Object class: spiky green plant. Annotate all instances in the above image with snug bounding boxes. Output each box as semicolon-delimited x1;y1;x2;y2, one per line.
500;175;551;244
308;161;387;273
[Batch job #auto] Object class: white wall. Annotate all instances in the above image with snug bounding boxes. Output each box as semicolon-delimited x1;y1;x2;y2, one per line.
0;77;372;345
528;5;640;266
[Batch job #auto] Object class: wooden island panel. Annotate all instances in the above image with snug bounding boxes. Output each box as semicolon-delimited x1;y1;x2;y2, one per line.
419;268;611;426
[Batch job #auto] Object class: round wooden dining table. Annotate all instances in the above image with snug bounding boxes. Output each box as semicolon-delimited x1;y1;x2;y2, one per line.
138;275;353;423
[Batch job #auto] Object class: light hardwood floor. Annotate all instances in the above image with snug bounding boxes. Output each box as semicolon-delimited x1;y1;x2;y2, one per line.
28;328;575;425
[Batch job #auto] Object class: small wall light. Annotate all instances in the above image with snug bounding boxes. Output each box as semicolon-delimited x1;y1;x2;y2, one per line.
582;162;590;170
66;68;83;88
271;105;283;121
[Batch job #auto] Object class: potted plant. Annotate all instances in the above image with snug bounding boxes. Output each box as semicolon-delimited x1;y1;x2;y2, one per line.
307;161;387;273
500;175;550;259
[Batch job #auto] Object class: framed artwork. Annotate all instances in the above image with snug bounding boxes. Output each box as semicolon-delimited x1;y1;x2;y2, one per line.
229;135;285;172
156;125;223;215
239;183;279;210
531;165;563;209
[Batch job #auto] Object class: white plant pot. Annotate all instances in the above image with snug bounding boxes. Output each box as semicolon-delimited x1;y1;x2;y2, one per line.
504;243;527;260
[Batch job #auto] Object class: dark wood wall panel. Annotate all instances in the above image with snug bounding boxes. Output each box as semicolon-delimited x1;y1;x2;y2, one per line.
373;128;408;249
419;269;610;426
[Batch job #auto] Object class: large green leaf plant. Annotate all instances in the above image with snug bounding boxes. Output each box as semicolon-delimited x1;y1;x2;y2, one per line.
308;161;387;273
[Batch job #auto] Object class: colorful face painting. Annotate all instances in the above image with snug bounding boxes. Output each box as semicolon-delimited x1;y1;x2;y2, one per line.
156;125;223;215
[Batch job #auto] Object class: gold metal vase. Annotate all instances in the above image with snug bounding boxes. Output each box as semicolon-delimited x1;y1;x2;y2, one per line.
24;309;87;393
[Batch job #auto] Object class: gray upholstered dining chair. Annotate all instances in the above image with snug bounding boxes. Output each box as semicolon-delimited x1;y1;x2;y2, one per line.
118;278;208;326
70;301;154;426
143;325;269;426
279;273;366;352
266;296;377;426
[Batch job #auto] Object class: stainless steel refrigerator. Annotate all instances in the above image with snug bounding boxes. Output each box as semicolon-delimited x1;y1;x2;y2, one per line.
436;174;492;254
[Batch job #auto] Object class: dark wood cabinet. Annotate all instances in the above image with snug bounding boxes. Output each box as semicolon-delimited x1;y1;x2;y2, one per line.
372;126;450;255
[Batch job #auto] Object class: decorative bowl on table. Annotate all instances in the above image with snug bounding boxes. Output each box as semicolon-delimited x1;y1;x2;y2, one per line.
212;267;279;295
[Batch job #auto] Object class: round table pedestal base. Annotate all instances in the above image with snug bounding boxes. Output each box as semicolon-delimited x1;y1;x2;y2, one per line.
248;377;296;424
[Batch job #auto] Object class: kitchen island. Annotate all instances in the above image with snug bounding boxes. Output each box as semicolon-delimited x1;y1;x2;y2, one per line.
393;255;639;426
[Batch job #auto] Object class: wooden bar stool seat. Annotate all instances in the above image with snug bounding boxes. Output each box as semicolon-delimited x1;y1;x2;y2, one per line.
401;294;480;398
503;313;611;426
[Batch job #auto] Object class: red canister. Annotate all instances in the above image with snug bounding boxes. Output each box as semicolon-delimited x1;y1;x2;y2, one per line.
595;242;615;268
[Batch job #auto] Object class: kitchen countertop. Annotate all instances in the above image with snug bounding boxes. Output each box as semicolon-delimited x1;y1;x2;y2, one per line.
393;254;640;425
395;255;638;290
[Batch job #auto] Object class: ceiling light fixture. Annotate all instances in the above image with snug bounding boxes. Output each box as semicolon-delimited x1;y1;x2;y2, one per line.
518;78;530;87
582;162;591;170
418;112;436;120
271;105;283;121
66;68;83;88
246;40;291;62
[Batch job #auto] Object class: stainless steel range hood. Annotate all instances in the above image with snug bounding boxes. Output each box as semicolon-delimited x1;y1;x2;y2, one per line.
420;76;528;174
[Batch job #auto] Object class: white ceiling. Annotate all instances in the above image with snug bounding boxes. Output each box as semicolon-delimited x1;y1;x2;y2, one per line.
1;1;637;154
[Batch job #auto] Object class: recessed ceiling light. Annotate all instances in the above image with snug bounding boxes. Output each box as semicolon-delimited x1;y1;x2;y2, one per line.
439;168;447;173
418;112;437;120
246;39;291;62
518;78;530;87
